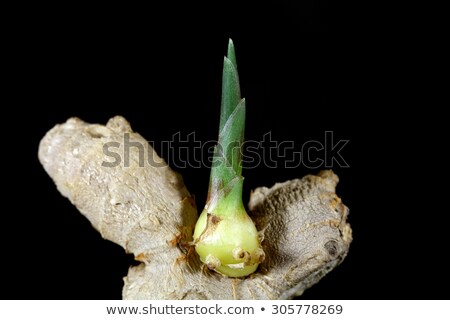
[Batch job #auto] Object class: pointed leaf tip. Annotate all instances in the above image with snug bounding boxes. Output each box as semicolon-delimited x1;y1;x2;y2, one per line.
227;39;237;69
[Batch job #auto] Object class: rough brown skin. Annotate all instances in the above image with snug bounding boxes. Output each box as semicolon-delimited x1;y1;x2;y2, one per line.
38;116;352;299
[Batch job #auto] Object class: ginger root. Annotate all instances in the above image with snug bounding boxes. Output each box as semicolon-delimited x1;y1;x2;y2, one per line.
38;116;352;299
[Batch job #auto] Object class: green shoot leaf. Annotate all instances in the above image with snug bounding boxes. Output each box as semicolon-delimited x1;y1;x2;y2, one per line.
193;39;264;278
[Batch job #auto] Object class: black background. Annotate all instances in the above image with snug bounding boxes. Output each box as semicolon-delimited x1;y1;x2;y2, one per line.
3;2;447;299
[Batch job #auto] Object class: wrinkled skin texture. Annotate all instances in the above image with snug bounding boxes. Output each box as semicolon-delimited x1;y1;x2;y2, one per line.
39;116;352;299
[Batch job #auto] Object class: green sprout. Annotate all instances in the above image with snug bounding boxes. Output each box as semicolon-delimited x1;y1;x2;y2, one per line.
193;39;265;277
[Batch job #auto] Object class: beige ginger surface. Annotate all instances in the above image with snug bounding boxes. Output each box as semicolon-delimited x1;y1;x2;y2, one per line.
38;116;352;299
